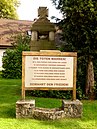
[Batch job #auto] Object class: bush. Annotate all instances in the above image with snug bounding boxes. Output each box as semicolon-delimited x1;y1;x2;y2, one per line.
2;34;30;79
27;90;72;99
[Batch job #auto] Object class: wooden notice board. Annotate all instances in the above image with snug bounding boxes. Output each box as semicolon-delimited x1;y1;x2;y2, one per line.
22;50;77;100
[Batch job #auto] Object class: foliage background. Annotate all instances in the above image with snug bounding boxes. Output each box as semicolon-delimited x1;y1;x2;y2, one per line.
51;0;97;99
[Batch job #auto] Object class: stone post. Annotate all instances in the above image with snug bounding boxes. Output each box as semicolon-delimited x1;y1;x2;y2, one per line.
31;31;38;41
49;31;55;41
16;100;35;118
62;100;83;118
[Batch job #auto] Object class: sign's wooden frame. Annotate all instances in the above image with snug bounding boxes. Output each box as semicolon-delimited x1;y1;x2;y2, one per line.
22;50;77;100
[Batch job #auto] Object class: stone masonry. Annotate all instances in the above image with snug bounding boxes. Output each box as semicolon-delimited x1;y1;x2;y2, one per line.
62;100;83;118
16;100;35;118
16;99;83;120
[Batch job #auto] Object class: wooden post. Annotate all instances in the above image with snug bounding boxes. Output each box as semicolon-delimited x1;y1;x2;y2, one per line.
73;56;77;100
22;53;25;100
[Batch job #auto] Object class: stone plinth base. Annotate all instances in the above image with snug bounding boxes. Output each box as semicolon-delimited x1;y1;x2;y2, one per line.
16;100;35;118
16;99;83;120
62;100;83;118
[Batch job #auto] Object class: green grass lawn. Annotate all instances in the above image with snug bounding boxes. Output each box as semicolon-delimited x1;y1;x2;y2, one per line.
0;78;97;129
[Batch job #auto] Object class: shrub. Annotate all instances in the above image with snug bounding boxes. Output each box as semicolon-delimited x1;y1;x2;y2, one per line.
2;34;30;78
27;90;72;99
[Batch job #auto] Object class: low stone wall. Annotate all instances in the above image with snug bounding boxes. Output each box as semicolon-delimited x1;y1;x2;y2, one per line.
33;107;64;120
16;99;83;120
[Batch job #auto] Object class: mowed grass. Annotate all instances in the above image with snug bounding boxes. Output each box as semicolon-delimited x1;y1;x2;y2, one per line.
0;78;97;129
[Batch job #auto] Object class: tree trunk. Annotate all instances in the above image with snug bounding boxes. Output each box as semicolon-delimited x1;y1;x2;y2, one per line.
86;56;95;100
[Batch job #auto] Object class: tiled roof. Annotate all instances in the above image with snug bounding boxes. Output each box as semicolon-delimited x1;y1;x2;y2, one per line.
0;19;33;47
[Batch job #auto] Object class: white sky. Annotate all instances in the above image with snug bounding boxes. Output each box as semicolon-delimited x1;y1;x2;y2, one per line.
17;0;63;22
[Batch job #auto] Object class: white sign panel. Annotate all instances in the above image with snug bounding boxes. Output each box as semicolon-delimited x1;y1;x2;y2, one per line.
25;56;74;88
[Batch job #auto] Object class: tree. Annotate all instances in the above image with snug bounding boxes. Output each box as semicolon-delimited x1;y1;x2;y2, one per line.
52;0;97;99
0;0;19;19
